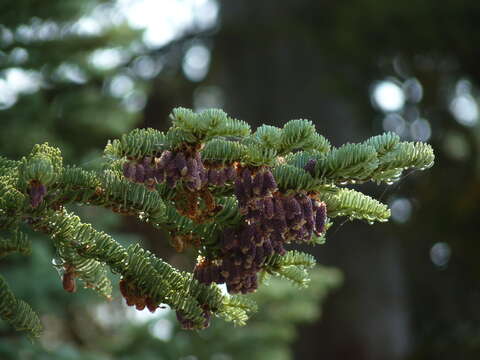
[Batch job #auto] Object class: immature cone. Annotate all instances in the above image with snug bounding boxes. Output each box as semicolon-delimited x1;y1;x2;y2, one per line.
271;193;327;244
174;152;188;177
304;158;317;176
193;260;224;285
314;201;327;234
216;165;330;294
225;166;236;182
218;167;291;294
123;162;136;180
158;150;174;168
156;150;207;190
123;150;206;190
28;181;47;208
208;169;220;186
123;158;157;189
143;157;155;187
135;163;145;183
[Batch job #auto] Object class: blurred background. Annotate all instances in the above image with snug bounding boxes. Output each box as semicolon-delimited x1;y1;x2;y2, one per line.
1;1;480;359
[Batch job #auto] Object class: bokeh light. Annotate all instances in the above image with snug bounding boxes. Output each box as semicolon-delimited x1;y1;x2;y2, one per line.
55;63;88;84
8;47;28;64
182;44;211;82
4;68;41;94
149;318;173;341
122;90;147;113
109;74;134;98
430;242;451;267
132;56;163;79
450;94;478;127
410;118;432;141
89;48;127;71
0;79;17;110
390;198;412;223
117;0;219;48
382;113;406;136
372;80;405;112
0;68;42;109
403;78;423;103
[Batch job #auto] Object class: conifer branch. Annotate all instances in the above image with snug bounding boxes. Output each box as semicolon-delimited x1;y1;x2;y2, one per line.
0;107;434;336
0;230;31;258
319;188;390;222
263;251;317;287
0;275;42;338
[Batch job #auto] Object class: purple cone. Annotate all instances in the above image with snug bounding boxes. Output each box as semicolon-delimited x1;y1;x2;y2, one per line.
252;171;264;195
241;168;253;197
123;162;136;180
314;202;327;234
225;167;236;182
134;164;145;183
262;171;277;193
174;153;188;176
29;183;47;208
304;159;317;176
158;150;173;170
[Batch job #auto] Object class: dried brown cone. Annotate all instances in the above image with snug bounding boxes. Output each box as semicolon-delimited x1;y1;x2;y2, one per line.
62;265;77;293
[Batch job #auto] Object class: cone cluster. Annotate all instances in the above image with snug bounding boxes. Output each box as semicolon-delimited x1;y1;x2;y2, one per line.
194;167;327;294
123;151;238;192
193;259;224;285
204;162;237;187
119;278;160;312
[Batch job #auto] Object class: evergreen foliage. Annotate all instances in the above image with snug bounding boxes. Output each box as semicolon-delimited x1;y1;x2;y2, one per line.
0;107;434;337
0;275;42;339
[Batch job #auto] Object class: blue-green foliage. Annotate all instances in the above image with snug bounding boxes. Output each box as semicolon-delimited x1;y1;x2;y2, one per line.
0;107;434;338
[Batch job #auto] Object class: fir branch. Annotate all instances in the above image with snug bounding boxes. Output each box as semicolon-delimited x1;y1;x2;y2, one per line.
0;230;31;258
104;128;167;159
251;125;282;149
0;106;435;335
0;179;26;229
34;210;113;298
53;166;102;204
169;107;250;143
262;251;317;288
272;164;316;192
0;157;19;173
370;141;435;183
100;170;167;220
364;132;400;157
211;196;243;227
313;143;379;184
284;151;321;169
33;209;248;328
266;250;316;269
217;295;258;326
270;266;311;288
202;139;247;163
241;142;278;167
278;119;318;154
198;109;251;139
303;133;331;153
0;275;42;338
17;143;63;188
319;188;390;222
